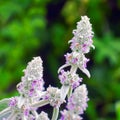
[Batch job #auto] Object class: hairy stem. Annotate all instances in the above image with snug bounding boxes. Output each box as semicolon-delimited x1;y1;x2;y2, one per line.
51;107;59;120
31;100;49;108
70;66;77;74
60;85;69;100
67;86;73;98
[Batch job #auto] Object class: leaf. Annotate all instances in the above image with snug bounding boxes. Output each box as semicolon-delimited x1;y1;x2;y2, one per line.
0;99;11;120
0;98;9;112
0;111;11;120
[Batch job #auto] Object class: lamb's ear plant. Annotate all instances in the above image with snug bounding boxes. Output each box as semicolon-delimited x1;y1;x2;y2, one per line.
0;15;94;120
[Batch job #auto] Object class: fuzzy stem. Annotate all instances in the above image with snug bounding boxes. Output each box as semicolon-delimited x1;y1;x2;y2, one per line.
31;100;49;108
32;110;38;118
51;107;59;120
60;85;69;100
67;86;73;98
70;66;77;74
67;66;77;98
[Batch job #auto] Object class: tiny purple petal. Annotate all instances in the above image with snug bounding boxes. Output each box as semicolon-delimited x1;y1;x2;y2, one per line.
24;108;29;116
9;97;17;107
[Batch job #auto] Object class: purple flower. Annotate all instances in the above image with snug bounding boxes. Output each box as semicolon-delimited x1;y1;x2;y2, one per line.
9;97;17;107
29;88;35;97
24;108;29;116
69;16;94;54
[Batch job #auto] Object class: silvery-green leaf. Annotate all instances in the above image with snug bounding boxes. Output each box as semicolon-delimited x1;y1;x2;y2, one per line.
0;107;11;120
0;98;9;112
80;67;90;78
0;111;11;120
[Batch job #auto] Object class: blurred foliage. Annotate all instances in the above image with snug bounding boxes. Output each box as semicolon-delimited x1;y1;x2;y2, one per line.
0;0;50;98
116;101;120;120
0;0;120;120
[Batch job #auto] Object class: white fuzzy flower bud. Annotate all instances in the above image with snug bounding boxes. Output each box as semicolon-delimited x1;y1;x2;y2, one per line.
70;16;94;53
59;70;82;89
17;57;44;98
67;84;89;114
60;110;82;120
37;111;50;120
23;57;43;81
44;86;64;107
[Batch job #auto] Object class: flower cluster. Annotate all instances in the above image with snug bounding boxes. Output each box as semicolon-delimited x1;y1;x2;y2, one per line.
9;97;18;108
60;85;89;120
17;57;44;98
70;16;94;53
0;15;94;120
8;97;35;120
59;70;82;89
58;16;94;78
67;85;89;114
59;16;94;120
2;57;45;120
43;86;64;107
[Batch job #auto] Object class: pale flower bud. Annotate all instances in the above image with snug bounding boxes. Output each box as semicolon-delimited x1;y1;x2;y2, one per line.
44;86;64;107
67;84;89;114
37;111;50;120
70;16;94;53
17;57;44;98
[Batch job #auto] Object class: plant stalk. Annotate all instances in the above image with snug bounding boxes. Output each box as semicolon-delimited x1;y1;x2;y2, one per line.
51;107;59;120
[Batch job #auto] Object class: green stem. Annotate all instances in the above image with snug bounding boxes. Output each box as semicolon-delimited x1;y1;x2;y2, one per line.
51;107;59;120
60;85;69;100
67;86;73;98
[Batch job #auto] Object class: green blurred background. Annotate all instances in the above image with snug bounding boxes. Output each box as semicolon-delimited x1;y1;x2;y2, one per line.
0;0;120;119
